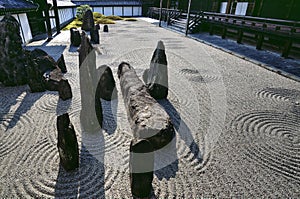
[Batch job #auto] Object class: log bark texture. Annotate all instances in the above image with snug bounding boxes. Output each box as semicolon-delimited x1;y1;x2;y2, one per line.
118;62;175;150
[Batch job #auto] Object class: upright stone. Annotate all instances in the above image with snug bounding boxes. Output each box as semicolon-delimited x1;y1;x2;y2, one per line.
103;25;109;32
90;26;100;44
78;31;94;67
118;62;175;149
145;41;168;99
70;28;81;47
0;14;27;86
79;32;100;131
57;54;67;73
95;65;117;101
58;79;73;101
57;113;79;171
130;139;154;198
81;10;94;31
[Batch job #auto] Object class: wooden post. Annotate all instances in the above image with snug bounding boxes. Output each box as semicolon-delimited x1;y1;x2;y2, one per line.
185;0;192;36
237;29;243;44
226;0;233;14
44;1;53;41
52;0;60;34
159;0;163;27
282;39;292;58
256;33;264;50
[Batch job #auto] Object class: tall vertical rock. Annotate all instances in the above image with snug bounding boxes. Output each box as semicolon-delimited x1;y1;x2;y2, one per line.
81;10;94;31
144;41;168;100
0;14;27;86
57;113;79;171
130;139;154;198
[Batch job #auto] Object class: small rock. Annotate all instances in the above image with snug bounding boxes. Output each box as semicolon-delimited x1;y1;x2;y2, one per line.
70;28;81;47
103;25;109;32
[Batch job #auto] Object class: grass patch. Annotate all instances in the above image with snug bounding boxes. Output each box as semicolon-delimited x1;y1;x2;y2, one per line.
93;12;104;19
62;18;82;30
96;18;115;24
106;15;123;20
124;18;138;21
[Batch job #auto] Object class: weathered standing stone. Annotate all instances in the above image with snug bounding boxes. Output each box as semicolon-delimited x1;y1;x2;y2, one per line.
144;41;168;100
79;32;101;131
90;26;100;44
57;113;79;171
130;139;154;198
103;25;109;32
58;79;72;101
81;10;94;31
70;28;81;47
0;14;27;86
78;31;94;67
57;54;67;73
95;65;117;101
118;62;175;149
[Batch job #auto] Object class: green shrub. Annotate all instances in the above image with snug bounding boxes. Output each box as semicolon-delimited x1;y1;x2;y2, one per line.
106;15;123;20
76;5;92;20
124;18;137;21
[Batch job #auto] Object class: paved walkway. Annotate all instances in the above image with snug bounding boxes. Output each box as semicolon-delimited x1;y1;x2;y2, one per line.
0;18;299;198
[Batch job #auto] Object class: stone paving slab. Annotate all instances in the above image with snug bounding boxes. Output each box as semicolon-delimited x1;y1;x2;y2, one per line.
0;18;299;198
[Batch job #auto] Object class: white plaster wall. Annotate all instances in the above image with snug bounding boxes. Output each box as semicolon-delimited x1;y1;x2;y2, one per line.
114;7;123;16
94;7;104;14
124;7;133;16
104;7;113;16
17;13;33;44
133;6;141;16
0;14;32;44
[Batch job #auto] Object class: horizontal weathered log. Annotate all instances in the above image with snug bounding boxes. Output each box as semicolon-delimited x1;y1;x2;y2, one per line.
118;62;175;150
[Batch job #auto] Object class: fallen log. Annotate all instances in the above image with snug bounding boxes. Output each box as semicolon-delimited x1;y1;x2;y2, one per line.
118;62;175;150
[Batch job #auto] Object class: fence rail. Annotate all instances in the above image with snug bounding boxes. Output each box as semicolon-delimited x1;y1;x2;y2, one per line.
148;7;300;58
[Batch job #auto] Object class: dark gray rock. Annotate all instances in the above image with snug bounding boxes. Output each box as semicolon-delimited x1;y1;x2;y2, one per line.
57;54;67;73
103;25;109;32
95;65;117;101
0;14;27;86
58;79;72;101
26;49;62;93
118;62;175;149
78;31;94;67
145;41;168;99
70;28;81;47
57;113;79;171
90;26;99;44
81;10;94;31
79;33;100;131
130;139;154;198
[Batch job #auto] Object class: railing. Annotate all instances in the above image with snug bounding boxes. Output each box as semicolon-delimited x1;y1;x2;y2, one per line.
148;7;300;58
202;12;300;57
